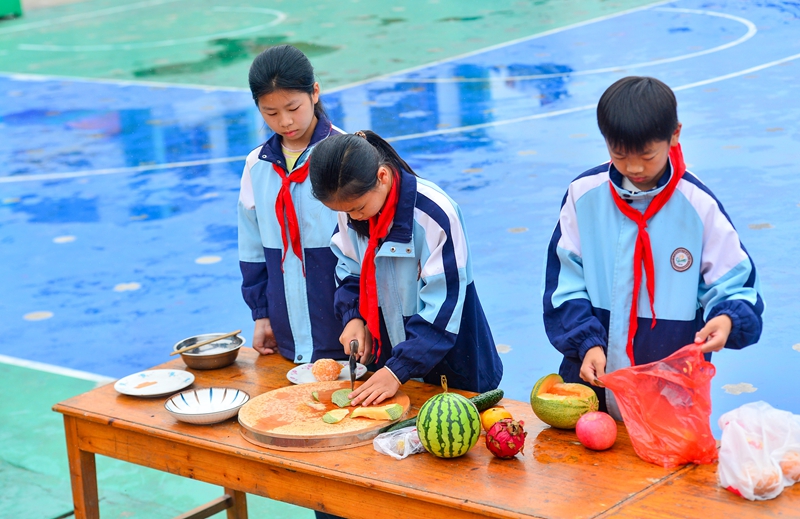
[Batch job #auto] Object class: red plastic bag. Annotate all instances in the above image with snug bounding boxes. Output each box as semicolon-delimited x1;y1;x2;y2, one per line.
599;344;718;468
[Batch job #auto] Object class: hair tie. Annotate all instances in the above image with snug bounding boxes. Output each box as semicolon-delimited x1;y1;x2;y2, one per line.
354;130;367;139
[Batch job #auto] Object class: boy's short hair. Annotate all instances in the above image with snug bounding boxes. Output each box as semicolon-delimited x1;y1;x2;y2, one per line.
597;76;678;153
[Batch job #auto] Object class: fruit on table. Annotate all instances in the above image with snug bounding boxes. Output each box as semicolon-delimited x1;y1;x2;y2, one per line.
480;407;513;432
351;403;404;420
530;373;599;429
383;388;504;433
311;358;343;381
486;418;527;459
575;411;617;451
311;391;320;402
780;451;800;482
322;409;350;424
331;388;354;408
416;376;481;458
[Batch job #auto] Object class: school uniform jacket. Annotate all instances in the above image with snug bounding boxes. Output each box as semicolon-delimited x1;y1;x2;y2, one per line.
330;169;503;393
542;159;764;412
238;115;345;363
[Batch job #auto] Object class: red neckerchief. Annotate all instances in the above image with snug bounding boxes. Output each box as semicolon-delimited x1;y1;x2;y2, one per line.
359;171;401;360
608;144;686;365
273;160;310;274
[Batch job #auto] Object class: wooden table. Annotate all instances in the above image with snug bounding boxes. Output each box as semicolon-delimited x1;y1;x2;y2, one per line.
53;348;800;519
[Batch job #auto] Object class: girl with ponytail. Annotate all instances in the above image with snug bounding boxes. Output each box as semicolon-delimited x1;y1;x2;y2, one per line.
309;131;503;405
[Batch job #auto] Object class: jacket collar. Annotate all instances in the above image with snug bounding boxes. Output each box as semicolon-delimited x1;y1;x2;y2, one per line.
608;159;673;200
383;168;416;244
258;113;334;171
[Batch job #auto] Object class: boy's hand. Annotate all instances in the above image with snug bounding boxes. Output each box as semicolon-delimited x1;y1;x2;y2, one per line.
341;319;373;365
695;314;732;353
580;346;607;386
349;367;400;406
252;318;277;355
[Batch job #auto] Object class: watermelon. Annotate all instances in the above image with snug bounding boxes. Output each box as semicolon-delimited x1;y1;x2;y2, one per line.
530;373;599;429
416;376;481;458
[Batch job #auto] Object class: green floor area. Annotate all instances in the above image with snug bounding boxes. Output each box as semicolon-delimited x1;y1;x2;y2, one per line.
0;0;658;89
0;363;312;519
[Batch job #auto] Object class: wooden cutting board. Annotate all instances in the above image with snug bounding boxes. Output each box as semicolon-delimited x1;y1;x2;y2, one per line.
238;380;410;452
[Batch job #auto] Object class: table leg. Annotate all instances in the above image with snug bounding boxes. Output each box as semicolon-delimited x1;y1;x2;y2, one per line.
64;416;100;519
224;488;248;519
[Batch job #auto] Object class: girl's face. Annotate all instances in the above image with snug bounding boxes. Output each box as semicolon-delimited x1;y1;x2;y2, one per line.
257;84;320;150
325;166;394;221
607;123;682;192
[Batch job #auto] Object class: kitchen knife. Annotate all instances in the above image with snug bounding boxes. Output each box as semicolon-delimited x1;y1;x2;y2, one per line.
349;339;358;391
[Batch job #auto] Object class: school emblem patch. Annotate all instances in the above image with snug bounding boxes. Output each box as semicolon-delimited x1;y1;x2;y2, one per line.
671;247;693;272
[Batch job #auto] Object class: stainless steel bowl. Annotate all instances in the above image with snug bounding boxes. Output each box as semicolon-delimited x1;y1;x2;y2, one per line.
173;333;245;370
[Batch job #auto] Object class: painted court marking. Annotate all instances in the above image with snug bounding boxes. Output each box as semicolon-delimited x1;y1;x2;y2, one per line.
0;354;115;384
18;6;287;51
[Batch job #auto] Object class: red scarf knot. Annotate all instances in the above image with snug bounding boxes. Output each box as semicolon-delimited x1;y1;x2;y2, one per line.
273;160;310;275
359;171;401;361
609;144;686;366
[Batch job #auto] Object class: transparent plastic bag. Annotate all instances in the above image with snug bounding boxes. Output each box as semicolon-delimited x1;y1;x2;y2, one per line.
373;426;425;460
599;344;717;468
718;401;800;500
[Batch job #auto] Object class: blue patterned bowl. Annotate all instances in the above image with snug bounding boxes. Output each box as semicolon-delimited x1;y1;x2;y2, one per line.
165;387;250;425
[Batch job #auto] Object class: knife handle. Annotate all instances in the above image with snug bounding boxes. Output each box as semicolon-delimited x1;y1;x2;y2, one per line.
349;339;359;356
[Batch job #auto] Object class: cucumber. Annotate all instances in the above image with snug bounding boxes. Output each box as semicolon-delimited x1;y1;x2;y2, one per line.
381;388;504;433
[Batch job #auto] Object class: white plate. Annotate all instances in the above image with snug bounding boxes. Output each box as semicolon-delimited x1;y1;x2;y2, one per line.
287;361;367;384
114;369;195;397
165;387;250;425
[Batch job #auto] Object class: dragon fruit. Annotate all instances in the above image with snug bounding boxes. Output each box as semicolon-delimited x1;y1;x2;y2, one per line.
486;418;527;459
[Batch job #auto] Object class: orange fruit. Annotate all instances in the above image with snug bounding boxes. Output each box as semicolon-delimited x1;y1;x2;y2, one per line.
780;450;800;482
480;406;513;432
311;359;343;381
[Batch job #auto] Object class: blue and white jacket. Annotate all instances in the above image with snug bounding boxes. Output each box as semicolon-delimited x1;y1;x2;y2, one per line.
331;169;503;393
543;160;764;412
238;115;345;363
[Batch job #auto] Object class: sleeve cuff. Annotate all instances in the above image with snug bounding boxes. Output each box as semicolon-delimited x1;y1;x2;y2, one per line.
341;307;364;328
384;358;410;384
251;307;269;320
578;337;606;361
383;366;402;385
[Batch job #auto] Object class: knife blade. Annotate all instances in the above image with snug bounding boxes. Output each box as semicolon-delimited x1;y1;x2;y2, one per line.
349;339;359;391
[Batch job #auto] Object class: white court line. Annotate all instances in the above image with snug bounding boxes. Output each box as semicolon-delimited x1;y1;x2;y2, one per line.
3;52;799;184
0;155;248;183
0;0;182;35
384;8;757;83
0;354;115;384
18;7;287;51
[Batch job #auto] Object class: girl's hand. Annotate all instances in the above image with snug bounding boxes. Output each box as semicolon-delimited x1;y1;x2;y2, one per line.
349;368;400;406
580;346;607;386
695;314;732;353
340;319;373;365
252;318;277;355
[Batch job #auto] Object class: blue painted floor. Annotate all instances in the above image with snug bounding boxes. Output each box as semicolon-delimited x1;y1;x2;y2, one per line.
2;0;799;435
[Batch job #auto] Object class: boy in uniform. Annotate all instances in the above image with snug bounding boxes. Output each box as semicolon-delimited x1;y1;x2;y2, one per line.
542;76;764;419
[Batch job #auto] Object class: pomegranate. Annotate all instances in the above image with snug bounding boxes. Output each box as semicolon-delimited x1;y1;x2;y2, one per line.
575;411;617;451
486;418;527;459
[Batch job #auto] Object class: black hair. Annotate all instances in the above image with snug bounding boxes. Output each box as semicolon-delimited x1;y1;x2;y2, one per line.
597;76;678;154
309;131;417;237
248;44;326;117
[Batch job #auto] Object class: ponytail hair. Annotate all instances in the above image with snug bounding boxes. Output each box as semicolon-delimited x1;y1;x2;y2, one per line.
248;44;326;117
309;130;418;237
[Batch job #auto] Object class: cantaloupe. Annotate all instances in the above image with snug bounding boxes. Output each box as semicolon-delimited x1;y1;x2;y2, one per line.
351;403;404;421
322;409;349;424
331;388;354;408
530;373;598;429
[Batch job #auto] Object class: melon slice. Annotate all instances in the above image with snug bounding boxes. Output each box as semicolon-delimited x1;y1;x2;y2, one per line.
351;403;404;421
311;391;320;402
322;409;350;424
530;373;599;429
331;389;354;408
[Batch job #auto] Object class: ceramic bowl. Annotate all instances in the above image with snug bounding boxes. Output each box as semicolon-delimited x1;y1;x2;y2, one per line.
164;387;250;425
173;333;245;370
